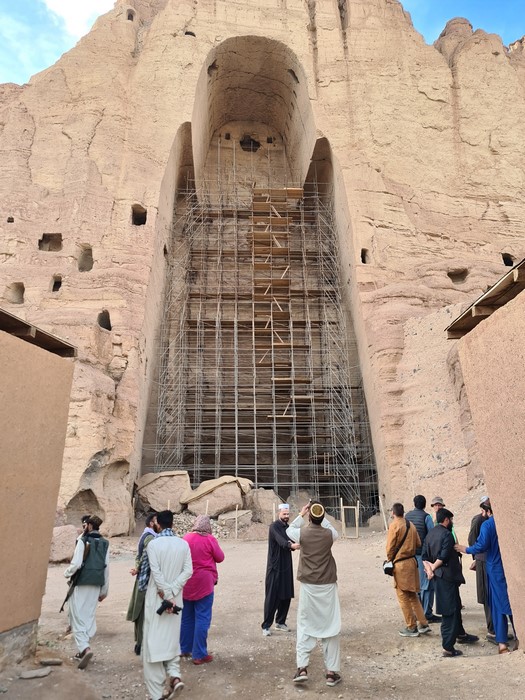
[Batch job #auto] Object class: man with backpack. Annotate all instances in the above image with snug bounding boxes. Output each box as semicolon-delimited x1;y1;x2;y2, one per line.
64;515;109;669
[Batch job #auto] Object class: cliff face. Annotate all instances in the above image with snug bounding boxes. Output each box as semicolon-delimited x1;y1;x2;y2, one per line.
1;0;524;532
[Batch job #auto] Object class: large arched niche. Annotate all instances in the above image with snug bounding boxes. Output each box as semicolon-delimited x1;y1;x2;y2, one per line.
192;35;316;189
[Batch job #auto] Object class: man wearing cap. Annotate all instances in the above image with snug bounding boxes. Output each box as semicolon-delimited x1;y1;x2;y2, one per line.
287;501;342;688
457;501;518;654
467;496;495;640
422;508;478;657
261;503;300;636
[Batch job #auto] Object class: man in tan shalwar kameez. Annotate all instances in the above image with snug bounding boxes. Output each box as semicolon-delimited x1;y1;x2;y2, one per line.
386;502;431;637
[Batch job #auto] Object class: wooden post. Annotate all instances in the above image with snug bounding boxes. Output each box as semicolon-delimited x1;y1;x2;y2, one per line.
235;504;239;539
167;500;171;511
378;495;388;531
272;503;276;522
205;500;209;515
340;498;346;539
356;500;360;539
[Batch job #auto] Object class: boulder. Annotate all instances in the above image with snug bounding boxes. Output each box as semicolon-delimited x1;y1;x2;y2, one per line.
243;488;282;524
49;525;78;563
218;509;253;528
185;481;243;517
136;471;191;513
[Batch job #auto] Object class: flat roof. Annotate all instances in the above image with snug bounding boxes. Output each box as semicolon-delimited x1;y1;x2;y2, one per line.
0;308;77;357
446;258;525;339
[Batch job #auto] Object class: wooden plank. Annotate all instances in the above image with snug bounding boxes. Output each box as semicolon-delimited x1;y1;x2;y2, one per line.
472;305;495;318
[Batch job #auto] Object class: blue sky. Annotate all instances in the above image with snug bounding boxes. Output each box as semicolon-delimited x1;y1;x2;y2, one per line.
0;1;524;85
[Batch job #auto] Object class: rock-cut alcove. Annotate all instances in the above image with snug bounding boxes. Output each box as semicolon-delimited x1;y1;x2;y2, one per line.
142;37;378;516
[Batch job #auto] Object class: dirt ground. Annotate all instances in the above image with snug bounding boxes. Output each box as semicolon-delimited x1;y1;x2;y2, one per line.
1;526;523;700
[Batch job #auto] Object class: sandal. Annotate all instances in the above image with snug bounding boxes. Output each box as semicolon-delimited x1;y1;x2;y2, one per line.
163;677;184;699
326;672;342;687
293;667;308;683
76;647;93;670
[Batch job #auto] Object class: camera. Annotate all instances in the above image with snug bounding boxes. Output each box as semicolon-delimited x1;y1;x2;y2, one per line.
156;599;182;616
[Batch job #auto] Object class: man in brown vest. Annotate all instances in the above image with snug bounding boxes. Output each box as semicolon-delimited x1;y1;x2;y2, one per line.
287;501;341;688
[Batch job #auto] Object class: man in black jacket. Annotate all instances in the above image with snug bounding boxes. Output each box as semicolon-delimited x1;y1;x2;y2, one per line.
261;504;300;636
422;508;478;657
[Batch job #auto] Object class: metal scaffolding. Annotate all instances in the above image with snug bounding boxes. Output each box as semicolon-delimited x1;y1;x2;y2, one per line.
151;165;378;515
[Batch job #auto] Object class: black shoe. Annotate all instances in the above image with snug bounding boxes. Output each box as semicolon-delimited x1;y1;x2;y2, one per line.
134;643;141;655
457;633;479;644
443;648;463;657
427;615;441;623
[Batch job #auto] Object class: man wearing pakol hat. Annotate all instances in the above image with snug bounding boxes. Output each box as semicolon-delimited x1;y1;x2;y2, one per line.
287;501;342;688
261;503;300;637
467;496;495;640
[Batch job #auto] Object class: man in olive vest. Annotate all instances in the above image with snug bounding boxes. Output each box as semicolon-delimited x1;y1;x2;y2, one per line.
287;501;341;688
64;515;109;669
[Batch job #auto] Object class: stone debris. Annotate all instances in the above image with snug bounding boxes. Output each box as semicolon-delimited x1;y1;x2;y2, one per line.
136;470;191;514
19;667;52;679
49;525;78;563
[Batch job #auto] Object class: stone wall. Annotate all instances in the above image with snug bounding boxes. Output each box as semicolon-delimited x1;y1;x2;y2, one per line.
457;292;525;642
0;331;73;669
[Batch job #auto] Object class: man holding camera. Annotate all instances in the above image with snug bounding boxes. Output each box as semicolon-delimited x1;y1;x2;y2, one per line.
142;510;193;699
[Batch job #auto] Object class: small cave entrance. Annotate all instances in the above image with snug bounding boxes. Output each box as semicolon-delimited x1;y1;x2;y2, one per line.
97;309;112;331
65;489;102;525
239;134;261;152
132;204;147;225
78;246;94;272
502;253;514;267
447;268;469;284
38;233;63;251
5;282;25;304
52;274;62;292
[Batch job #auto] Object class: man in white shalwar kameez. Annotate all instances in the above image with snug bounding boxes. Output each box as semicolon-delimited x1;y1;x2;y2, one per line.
64;515;109;669
142;510;193;700
287;501;342;688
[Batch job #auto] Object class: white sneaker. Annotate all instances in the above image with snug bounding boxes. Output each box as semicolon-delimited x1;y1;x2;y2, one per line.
262;628;272;637
275;623;290;631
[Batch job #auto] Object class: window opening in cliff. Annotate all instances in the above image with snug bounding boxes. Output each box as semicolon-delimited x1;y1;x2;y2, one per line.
502;253;514;266
52;275;62;292
38;233;63;251
132;204;147;225
97;310;112;331
448;268;468;284
240;135;260;152
361;248;370;264
267;137;274;144
224;133;231;140
163;244;168;258
78;246;94;272
7;216;14;223
185;31;196;37
4;282;24;304
127;10;134;21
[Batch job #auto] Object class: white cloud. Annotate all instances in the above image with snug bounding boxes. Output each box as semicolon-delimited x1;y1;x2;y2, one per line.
43;0;115;38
